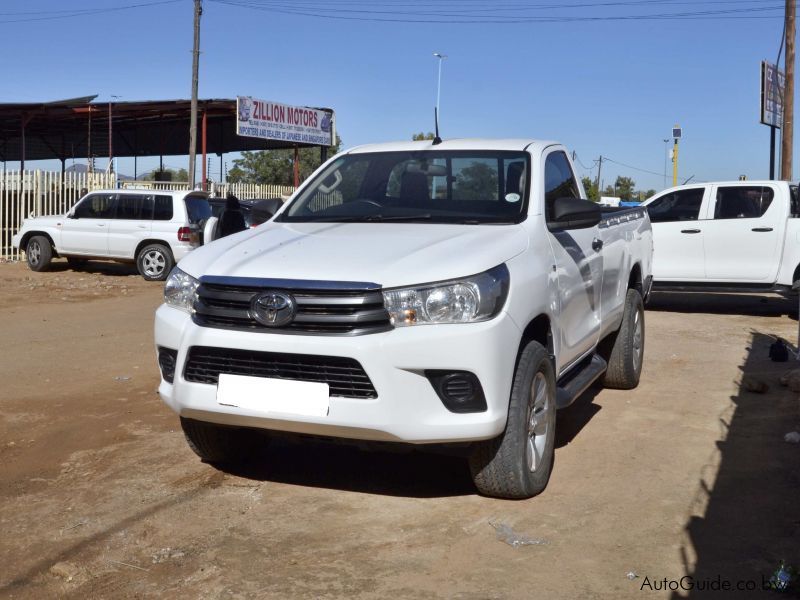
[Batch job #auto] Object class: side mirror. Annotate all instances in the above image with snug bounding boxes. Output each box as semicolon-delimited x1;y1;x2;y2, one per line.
547;197;602;231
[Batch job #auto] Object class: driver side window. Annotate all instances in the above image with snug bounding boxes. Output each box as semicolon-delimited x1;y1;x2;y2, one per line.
543;152;581;219
74;194;115;219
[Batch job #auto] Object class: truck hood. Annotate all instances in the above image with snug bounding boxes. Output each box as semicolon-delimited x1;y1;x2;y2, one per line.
179;221;528;288
22;214;64;228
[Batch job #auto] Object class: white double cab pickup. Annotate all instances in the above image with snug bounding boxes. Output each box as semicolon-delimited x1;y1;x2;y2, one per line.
643;180;800;290
12;189;213;281
156;139;654;498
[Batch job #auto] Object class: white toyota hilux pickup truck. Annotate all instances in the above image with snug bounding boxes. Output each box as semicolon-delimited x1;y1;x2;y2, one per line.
643;180;800;291
155;139;653;498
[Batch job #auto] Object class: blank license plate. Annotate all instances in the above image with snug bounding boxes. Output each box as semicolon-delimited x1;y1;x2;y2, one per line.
216;374;330;417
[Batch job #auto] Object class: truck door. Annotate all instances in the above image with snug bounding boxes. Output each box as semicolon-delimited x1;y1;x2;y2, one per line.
60;193;115;256
543;150;603;371
702;184;783;281
644;186;707;280
108;193;153;258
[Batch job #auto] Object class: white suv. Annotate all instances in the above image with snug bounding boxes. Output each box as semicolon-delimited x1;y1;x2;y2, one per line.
12;189;212;281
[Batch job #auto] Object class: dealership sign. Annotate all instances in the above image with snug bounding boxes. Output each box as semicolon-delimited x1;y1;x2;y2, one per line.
236;96;333;145
760;61;784;128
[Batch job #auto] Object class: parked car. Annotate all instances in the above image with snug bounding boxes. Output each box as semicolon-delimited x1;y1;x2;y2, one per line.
154;139;653;499
642;180;800;291
12;189;212;281
208;197;284;229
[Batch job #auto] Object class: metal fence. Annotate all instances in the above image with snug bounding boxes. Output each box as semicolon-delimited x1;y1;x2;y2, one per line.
120;180;296;200
1;170;115;260
1;173;295;260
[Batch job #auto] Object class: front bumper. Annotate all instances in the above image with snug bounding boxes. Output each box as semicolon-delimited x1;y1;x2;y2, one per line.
155;305;521;443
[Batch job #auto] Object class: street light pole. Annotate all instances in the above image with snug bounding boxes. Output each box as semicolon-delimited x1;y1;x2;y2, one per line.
433;52;447;131
662;138;669;189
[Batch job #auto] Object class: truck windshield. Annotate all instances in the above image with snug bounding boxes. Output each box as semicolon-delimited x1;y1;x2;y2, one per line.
277;151;530;224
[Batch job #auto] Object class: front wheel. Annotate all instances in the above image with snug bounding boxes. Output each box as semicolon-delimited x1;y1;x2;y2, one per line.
468;341;556;499
600;288;645;389
26;236;53;272
136;243;174;281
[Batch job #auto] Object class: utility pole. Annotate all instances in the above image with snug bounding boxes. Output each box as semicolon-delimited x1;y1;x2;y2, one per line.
672;124;682;186
188;0;202;188
672;139;679;186
782;0;795;180
594;155;603;200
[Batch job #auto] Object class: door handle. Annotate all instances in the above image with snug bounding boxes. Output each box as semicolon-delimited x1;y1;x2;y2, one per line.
680;229;701;234
751;227;773;232
96;223;106;227
592;238;603;252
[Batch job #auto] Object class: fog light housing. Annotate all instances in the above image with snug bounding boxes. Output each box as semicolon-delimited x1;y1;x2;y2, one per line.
425;370;487;413
157;347;178;383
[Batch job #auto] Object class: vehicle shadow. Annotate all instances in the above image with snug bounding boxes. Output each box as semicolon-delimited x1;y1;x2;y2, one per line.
555;384;602;448
647;291;798;320
218;386;603;498
670;331;800;599
46;260;140;277
219;438;477;498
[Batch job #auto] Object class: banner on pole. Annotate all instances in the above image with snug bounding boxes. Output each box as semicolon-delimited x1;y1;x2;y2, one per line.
236;96;333;146
761;61;784;128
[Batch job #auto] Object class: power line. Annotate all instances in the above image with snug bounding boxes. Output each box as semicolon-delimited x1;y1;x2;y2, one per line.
210;0;783;23
0;0;181;24
603;156;706;182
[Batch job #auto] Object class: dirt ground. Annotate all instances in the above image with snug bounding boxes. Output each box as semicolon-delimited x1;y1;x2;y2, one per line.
1;260;798;599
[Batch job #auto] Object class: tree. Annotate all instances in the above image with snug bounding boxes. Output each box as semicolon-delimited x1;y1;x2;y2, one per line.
145;167;188;182
614;176;636;200
456;162;498;200
227;135;342;186
412;132;436;141
581;176;599;201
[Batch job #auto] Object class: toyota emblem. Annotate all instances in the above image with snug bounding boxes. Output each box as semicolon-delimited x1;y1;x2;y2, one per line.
250;291;296;327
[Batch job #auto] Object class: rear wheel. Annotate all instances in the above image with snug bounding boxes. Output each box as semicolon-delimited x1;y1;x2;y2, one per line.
180;417;266;464
136;243;173;281
25;236;52;272
468;341;556;499
600;288;645;389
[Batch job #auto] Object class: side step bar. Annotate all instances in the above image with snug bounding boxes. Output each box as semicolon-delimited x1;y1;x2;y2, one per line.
555;354;608;409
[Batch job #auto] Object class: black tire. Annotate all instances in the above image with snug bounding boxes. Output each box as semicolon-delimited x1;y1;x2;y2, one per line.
180;417;265;464
600;288;645;390
25;235;53;272
66;257;88;269
136;243;174;281
468;341;556;499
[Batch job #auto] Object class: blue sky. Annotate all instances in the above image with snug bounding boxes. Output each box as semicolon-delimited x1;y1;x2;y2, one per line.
0;0;790;191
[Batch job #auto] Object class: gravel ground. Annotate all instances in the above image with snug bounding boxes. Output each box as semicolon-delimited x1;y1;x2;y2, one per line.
1;260;798;599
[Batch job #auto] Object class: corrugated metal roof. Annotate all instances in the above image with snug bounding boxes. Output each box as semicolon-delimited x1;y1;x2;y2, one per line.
0;97;334;162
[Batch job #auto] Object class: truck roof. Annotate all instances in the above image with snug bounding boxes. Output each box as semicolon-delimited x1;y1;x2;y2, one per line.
345;138;560;154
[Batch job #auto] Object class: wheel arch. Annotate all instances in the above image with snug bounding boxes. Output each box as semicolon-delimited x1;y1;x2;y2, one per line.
517;314;555;368
628;262;643;296
134;239;174;260
20;231;59;258
792;262;800;285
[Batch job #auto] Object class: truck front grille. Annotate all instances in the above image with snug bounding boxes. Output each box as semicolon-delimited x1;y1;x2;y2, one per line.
183;346;378;399
192;276;392;336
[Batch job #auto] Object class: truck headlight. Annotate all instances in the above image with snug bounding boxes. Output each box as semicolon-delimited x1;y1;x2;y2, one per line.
383;264;509;327
164;267;199;313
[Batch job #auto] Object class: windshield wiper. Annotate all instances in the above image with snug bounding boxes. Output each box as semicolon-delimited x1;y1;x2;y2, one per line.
310;214;433;223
